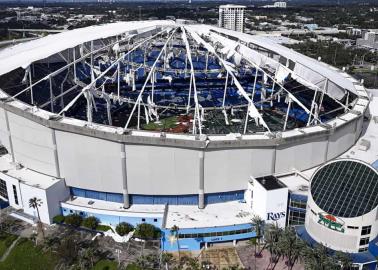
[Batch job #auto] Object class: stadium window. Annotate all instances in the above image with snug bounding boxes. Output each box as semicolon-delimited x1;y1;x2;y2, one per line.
359;237;370;246
289;211;306;226
12;185;18;205
153;218;157;222
289;200;307;209
358;247;368;252
141;218;146;222
361;226;371;236
0;179;7;199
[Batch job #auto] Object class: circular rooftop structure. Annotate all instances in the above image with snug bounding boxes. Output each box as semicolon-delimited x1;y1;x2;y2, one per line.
311;159;378;218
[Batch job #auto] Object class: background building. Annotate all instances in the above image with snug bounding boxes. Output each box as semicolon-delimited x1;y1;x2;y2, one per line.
218;4;246;32
357;30;378;50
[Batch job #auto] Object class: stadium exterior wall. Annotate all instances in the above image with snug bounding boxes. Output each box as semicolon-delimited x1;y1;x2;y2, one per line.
0;101;365;199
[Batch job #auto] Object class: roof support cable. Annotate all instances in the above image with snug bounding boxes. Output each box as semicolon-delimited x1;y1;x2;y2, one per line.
208;31;325;125
12;27;165;101
58;28;170;116
28;67;34;105
307;87;318;127
186;27;271;133
222;71;229;108
283;98;292;131
49;76;54;113
181;26;202;135
186;73;193;114
124;28;178;130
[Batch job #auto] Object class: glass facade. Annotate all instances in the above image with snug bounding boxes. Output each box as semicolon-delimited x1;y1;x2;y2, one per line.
178;227;254;239
70;187;244;205
288;193;307;226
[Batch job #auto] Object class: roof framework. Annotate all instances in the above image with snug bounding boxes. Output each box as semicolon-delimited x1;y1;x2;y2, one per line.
0;23;356;136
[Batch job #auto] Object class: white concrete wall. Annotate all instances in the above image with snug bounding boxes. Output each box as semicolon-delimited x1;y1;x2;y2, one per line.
275;137;327;173
204;147;275;193
0;172;23;210
56;130;124;193
327;121;357;160
306;194;378;253
251;179;288;228
0;110;363;196
0;108;11;151
0;169;69;224
7;112;57;176
45;180;70;223
19;183;50;224
126;145;200;195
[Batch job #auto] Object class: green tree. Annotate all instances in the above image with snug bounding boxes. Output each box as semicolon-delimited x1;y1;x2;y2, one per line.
264;223;283;270
335;251;353;270
170;225;181;264
116;222;134;236
82;216;99;230
251;215;264;257
65;214;83;227
279;227;305;270
134;223;160;239
302;244;339;270
29;197;45;239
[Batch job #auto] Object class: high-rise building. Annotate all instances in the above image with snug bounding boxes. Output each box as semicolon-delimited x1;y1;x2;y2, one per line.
218;4;246;32
274;2;287;8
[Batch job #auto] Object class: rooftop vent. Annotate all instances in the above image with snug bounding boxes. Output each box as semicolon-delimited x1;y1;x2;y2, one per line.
358;139;371;151
299;185;309;192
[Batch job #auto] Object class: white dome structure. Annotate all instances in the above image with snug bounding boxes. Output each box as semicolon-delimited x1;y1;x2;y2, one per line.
305;159;378;253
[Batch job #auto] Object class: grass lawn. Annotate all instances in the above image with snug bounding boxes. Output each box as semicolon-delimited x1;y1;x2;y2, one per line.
0;233;18;257
92;259;118;270
142;116;178;131
0;238;57;270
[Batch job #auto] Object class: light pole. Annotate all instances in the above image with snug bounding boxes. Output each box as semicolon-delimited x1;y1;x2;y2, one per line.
115;248;121;266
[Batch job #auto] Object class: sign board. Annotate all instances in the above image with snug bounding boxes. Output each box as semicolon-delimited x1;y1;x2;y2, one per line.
318;213;345;233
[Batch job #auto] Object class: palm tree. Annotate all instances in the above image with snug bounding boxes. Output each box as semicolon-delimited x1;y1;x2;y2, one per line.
279;227;305;270
264;223;283;270
302;244;339;270
335;251;353;270
251;215;264;257
170;225;181;264
29;197;44;239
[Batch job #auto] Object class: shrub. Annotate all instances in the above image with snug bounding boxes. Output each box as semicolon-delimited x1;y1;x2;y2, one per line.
134;223;161;239
52;215;65;224
64;214;83;227
96;224;113;232
125;263;142;270
82;216;99;230
115;222;134;236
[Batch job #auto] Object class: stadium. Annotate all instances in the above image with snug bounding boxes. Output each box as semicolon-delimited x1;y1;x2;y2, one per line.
0;20;370;252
